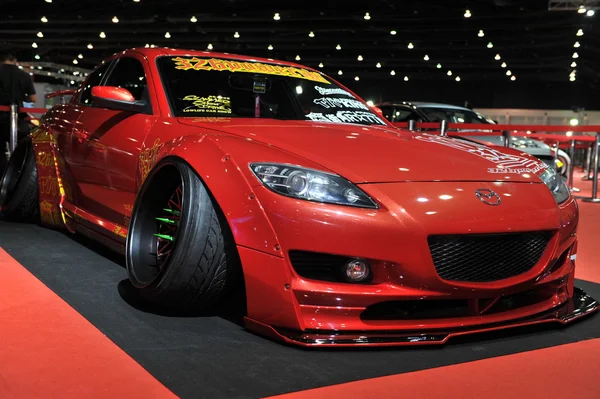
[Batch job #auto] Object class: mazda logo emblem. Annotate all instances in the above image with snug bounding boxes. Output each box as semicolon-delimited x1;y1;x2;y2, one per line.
475;188;502;206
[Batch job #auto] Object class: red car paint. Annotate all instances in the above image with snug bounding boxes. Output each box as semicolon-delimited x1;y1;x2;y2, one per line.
30;48;598;346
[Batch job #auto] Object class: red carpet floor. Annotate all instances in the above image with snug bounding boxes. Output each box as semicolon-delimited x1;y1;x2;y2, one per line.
0;248;176;399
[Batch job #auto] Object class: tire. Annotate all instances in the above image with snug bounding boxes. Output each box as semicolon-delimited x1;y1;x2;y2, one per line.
126;157;240;311
0;139;40;222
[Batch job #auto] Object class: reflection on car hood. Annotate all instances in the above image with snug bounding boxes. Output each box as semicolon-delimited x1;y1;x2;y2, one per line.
177;118;546;184
462;135;553;157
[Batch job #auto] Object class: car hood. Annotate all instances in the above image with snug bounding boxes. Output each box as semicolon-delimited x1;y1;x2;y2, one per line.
177;118;546;183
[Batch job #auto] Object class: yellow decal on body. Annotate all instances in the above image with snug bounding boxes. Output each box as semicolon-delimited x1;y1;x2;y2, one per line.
172;57;330;84
139;138;163;181
182;95;232;114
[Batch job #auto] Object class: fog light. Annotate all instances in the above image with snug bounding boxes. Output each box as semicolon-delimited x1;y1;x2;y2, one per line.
344;259;370;282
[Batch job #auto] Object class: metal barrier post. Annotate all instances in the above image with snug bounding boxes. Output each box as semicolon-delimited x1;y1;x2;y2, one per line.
440;120;448;136
9;104;18;154
502;130;510;147
408;119;416;131
568;139;580;192
582;133;600;203
583;146;592;179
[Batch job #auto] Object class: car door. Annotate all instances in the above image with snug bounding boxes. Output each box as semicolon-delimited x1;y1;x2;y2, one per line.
71;55;158;228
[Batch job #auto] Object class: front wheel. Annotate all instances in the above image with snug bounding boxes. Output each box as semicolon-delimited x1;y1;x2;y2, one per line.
126;157;240;311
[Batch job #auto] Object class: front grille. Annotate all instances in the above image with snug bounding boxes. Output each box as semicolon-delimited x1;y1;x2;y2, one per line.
428;231;551;282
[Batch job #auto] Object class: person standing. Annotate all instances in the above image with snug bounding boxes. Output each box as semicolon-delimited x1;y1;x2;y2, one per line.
0;51;37;173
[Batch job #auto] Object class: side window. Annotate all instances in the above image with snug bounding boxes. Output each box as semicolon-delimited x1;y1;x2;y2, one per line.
394;108;420;122
79;62;112;105
104;57;148;102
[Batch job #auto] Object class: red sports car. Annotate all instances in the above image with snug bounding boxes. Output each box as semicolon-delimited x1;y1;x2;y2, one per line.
0;48;597;347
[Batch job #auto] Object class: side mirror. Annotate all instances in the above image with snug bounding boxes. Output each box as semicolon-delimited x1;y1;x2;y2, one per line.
91;86;147;113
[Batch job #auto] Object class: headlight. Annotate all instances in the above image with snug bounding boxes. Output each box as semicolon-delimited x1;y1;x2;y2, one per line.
249;163;378;209
538;166;570;204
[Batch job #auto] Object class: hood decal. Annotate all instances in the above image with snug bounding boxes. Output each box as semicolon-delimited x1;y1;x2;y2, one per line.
415;134;547;174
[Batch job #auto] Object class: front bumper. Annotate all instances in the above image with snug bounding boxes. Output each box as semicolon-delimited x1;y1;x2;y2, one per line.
245;287;599;347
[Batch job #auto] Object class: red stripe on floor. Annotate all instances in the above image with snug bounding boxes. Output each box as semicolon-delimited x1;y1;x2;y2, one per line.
0;248;177;399
265;338;600;399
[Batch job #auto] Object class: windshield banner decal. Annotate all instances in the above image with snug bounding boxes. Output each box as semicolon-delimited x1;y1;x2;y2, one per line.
172;57;330;84
313;97;369;110
306;111;386;125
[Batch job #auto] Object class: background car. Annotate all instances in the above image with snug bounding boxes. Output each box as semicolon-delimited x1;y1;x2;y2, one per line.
378;101;571;175
0;48;596;347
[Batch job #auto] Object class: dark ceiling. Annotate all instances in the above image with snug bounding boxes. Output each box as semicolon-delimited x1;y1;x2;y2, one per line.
0;0;599;105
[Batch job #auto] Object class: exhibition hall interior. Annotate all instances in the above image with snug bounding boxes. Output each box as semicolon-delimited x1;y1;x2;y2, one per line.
2;0;600;398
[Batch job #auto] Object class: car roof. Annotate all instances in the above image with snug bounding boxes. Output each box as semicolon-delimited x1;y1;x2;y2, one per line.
379;101;474;111
117;47;315;71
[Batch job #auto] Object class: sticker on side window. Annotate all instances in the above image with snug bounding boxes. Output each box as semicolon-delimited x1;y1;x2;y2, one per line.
181;95;232;114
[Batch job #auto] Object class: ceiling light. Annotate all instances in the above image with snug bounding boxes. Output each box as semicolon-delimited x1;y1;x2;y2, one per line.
436;63;442;69
112;16;119;23
45;0;51;2
506;70;512;76
338;70;343;75
37;32;44;38
336;44;341;50
34;54;40;60
566;131;573;137
447;70;452;76
423;54;429;61
357;55;363;61
574;41;581;48
73;59;78;64
404;76;409;81
99;32;106;38
570;118;579;126
165;32;171;38
273;12;280;20
355;76;360;81
570;76;576;81
133;0;140;2
487;42;493;48
587;10;595;16
376;62;381;68
318;62;324;67
572;52;579;58
390;30;397;35
207;43;213;50
78;53;83;59
87;43;93;49
495;54;501;60
464;9;472;18
309;31;315;37
478;30;484;37
390;70;396;75
40;16;48;23
501;62;507;68
571;61;577;67
577;29;584;36
70;81;75;85
190;16;197;23
364;12;371;20
578;6;587;14
295;55;301;61
31;42;38;48
407;42;414;49
268;44;273;50
366;100;374;106
455;76;461;82
511;76;516;81
234;31;240;38
145;43;150;48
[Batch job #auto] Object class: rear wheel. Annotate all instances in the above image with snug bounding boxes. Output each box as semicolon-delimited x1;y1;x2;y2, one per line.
0;139;40;222
126;157;240;311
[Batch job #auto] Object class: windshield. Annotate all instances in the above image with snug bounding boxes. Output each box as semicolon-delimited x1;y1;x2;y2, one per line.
419;107;495;124
157;56;387;126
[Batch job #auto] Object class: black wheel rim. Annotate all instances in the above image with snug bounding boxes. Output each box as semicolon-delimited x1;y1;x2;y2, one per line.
155;185;182;271
0;144;30;206
127;164;184;288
